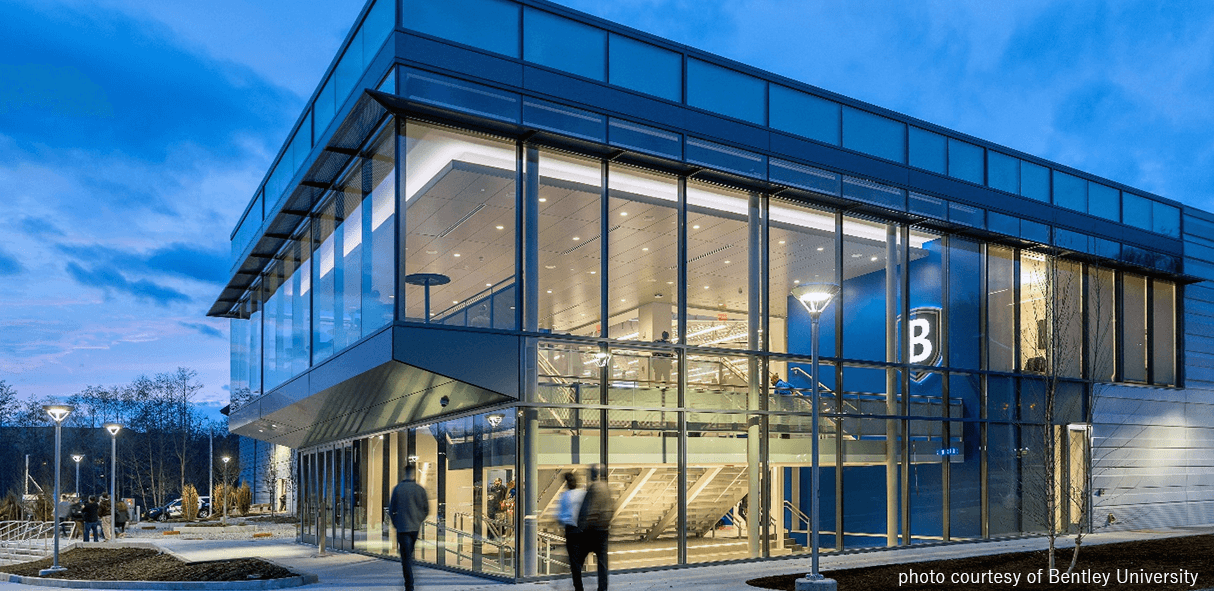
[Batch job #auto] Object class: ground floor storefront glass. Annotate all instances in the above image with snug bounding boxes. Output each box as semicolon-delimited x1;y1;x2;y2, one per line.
294;349;1101;580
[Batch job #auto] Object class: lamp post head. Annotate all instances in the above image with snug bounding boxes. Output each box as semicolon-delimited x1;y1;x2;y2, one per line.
103;423;122;436
43;404;74;423
791;283;840;320
486;413;504;428
222;456;231;464
71;455;84;464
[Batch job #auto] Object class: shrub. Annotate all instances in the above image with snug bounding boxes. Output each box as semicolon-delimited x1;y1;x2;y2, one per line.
237;483;252;516
182;484;199;521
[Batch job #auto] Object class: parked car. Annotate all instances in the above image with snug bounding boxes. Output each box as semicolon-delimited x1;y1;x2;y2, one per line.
146;496;211;521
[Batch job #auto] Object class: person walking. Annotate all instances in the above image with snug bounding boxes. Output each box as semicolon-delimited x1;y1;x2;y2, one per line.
82;495;103;542
389;464;429;591
558;472;586;589
574;464;613;591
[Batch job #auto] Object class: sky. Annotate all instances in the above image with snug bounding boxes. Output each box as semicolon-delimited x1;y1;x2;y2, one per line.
2;0;1213;413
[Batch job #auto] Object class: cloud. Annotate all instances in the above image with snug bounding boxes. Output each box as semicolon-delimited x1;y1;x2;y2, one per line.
18;216;65;238
179;321;225;339
0;2;298;163
0;249;23;276
64;261;190;306
56;242;227;285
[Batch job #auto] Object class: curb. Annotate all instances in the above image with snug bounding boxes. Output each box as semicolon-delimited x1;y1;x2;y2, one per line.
4;573;318;590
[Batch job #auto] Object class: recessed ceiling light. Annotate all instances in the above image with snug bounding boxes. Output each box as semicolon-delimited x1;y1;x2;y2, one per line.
620;212;628;216
452;300;460;304
778;240;786;245
589;271;596;274
547;290;552;294
724;260;731;264
851;253;861;258
454;253;461;257
620;298;626;302
704;286;710;289
693;225;701;229
545;265;556;269
871;256;879;261
794;280;801;284
816;247;824;251
642;247;649;251
425;249;438;255
496;225;504;230
539;198;547;202
666;281;674;285
486;283;492;287
573;237;580;241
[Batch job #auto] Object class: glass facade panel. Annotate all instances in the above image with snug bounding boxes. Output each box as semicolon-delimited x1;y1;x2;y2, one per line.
685;353;751;410
1054;260;1084;379
537;341;601;404
606;409;678;568
1122;192;1153;232
609;347;678;408
402;0;520;57
1086;266;1117;382
535;409;600;576
987;246;1015;372
1018;252;1049;375
842;107;905;163
537;150;601;335
524;8;606;81
769;412;832;556
908;127;946;174
840;416;901;549
686;412;760;562
770;85;840;145
905;229;943;372
1020;161;1049;202
607;165;679;343
948;238;981;370
842;216;898;362
987;151;1018;194
770;198;837;355
947;138;983;185
686;182;753;350
686;59;765;125
1088;183;1120;222
1122;274;1148;382
1152;280;1176;385
404;123;516;327
608;34;681;102
263;234;311;391
1153;201;1181;237
1053;171;1087;213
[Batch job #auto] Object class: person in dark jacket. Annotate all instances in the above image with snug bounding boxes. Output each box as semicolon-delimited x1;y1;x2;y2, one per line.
389;464;430;591
573;464;613;591
82;496;103;542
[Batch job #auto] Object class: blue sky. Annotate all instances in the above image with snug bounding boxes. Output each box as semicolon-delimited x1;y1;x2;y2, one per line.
2;0;1212;409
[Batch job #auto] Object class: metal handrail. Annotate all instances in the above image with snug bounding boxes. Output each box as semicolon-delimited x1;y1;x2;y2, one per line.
418;519;513;573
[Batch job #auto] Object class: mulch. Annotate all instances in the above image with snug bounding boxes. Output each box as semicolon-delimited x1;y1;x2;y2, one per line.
2;547;297;581
748;534;1214;591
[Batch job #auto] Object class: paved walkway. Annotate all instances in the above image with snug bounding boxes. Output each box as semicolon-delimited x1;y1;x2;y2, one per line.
3;524;1213;590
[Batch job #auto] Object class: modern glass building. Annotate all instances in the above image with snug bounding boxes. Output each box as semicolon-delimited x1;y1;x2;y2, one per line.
210;0;1214;580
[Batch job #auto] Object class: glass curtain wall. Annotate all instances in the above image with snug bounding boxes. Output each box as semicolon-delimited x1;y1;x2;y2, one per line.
403;122;517;327
278;117;1187;581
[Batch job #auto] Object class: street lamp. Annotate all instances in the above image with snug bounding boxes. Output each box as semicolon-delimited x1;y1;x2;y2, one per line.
71;455;84;496
221;456;231;525
104;423;122;541
40;404;73;576
790;283;839;591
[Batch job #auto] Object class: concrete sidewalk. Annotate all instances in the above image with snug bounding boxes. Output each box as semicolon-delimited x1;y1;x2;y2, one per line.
4;524;1213;590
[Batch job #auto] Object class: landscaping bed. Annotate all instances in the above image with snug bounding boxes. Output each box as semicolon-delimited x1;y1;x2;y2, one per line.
3;547;297;581
748;534;1214;591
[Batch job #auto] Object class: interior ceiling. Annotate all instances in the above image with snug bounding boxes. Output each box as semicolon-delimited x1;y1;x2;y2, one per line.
402;151;932;344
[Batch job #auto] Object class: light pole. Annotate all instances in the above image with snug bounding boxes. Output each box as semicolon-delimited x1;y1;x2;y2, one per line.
791;283;839;591
41;404;74;577
104;423;122;541
222;456;231;525
71;455;84;496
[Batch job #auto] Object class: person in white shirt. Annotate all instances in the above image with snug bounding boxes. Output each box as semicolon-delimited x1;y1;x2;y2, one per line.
557;472;586;589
